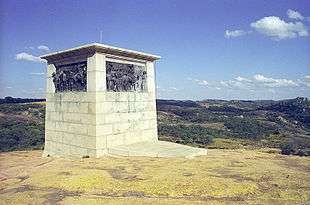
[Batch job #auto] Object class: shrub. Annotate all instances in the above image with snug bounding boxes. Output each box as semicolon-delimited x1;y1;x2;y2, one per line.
280;142;294;155
158;124;213;146
297;149;307;157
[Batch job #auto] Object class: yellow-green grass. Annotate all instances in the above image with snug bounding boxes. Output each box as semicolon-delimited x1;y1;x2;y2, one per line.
0;149;309;204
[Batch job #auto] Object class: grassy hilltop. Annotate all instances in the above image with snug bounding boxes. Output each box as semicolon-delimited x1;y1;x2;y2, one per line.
1;149;310;204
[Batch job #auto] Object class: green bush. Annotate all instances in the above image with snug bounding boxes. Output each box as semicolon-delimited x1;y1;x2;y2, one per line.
158;124;213;146
280;142;294;155
297;149;307;157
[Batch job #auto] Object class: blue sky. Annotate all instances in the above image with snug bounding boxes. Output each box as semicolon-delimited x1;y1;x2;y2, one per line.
0;0;309;100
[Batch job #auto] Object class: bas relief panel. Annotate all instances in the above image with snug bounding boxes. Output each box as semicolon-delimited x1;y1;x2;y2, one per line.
106;61;147;92
52;61;87;92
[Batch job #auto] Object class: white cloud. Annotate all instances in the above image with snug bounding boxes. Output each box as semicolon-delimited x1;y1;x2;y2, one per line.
304;75;310;79
219;80;250;89
195;79;209;86
30;72;45;75
220;81;229;87
37;45;50;52
253;74;273;82
225;30;248;38
297;75;310;87
6;86;12;89
253;74;298;87
219;76;254;90
250;16;309;40
287;9;304;20
219;74;300;90
188;78;209;86
235;76;252;82
16;52;46;63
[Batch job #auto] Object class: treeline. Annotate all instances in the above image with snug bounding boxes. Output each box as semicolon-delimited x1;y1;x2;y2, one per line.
0;96;45;104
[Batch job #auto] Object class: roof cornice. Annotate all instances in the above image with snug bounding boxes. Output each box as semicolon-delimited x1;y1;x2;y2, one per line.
40;43;161;63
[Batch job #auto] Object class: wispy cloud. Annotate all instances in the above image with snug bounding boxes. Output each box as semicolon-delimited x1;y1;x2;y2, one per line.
157;86;179;92
220;79;251;89
37;45;50;52
15;52;46;63
235;76;252;82
304;75;310;80
188;78;209;86
195;79;209;86
287;9;304;20
253;74;298;87
219;74;299;90
225;30;248;38
297;75;310;87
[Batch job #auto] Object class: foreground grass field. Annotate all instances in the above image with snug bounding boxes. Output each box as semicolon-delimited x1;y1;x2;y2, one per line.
0;149;309;205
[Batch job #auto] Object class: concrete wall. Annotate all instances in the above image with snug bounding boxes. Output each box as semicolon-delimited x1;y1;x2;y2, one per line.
44;52;158;157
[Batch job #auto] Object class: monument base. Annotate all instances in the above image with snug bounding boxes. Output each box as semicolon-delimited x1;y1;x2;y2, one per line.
107;141;207;158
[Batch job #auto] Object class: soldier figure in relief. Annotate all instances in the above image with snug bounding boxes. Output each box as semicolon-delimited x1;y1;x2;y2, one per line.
51;62;87;92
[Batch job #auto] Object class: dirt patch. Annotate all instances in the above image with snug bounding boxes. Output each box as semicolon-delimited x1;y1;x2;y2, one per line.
122;191;145;197
105;168;144;181
43;188;81;205
257;174;273;182
0;185;32;194
105;168;123;179
209;168;255;182
0;172;8;181
84;165;145;181
0;184;81;205
226;174;254;182
182;172;193;177
279;158;310;173
16;175;29;181
229;160;245;167
58;172;71;176
201;196;245;202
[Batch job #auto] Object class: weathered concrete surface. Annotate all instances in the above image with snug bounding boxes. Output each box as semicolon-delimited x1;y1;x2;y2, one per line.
108;141;207;158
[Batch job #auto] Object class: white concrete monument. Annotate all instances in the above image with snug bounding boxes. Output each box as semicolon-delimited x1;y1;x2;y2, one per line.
41;43;207;158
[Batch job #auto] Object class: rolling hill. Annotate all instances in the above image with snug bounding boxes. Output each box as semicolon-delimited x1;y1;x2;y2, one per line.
0;97;309;155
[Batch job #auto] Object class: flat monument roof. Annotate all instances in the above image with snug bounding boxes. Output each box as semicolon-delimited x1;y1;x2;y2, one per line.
40;43;161;62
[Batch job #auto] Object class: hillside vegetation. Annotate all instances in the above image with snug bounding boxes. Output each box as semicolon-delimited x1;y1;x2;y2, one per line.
0;97;309;156
0;103;45;152
157;97;310;156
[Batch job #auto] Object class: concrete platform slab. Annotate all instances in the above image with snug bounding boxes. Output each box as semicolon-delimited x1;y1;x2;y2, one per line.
107;141;207;158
